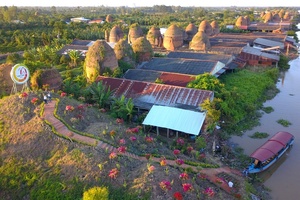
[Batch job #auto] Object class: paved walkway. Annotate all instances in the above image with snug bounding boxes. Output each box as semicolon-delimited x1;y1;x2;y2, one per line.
43;100;242;195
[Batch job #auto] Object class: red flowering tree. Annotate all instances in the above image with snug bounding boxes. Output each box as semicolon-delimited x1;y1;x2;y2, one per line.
108;168;119;179
182;183;193;192
173;192;183;200
159;180;172;192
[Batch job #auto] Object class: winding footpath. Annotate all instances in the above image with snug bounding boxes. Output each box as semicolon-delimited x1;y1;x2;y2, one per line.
43;100;243;195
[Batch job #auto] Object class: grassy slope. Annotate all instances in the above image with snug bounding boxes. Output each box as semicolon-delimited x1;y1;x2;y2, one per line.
0;93;241;200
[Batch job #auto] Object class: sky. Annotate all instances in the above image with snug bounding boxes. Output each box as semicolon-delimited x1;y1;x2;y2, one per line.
1;0;299;8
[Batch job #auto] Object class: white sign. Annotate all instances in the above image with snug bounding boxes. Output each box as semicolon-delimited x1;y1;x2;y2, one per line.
10;64;30;84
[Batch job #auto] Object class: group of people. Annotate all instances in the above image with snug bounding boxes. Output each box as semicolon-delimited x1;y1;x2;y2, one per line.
43;92;51;104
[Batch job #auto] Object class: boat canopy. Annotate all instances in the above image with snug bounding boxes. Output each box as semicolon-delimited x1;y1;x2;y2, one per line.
250;131;294;162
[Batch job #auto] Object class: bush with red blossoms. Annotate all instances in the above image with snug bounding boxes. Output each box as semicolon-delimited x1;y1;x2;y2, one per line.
147;164;155;173
173;149;180;156
175;159;184;165
31;97;38;105
119;139;126;145
109;152;117;159
145;136;154;143
108;168;119;179
187;146;193;153
116;118;124;124
117;146;127;153
65;105;74;111
173;192;183;200
159;180;172;192
203;187;215;197
176;138;185;146
129;136;137;142
179;172;189;180
126;127;139;134
160;158;167;166
60;92;67;97
77;104;85;111
182;183;193;192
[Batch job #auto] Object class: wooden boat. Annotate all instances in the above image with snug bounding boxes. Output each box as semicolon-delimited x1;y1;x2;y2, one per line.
247;131;294;174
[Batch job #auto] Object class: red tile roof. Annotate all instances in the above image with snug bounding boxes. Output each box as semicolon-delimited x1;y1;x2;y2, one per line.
96;76;213;111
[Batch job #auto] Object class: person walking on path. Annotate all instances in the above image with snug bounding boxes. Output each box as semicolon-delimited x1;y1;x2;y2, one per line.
43;93;48;104
47;92;52;102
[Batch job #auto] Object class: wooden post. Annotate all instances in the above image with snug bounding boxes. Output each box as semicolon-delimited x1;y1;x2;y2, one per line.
176;131;178;138
156;126;159;136
167;129;169;138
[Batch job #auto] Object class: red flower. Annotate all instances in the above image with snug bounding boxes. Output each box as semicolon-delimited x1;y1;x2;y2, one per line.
119;139;126;145
176;138;185;146
179;172;189;180
147;165;155;173
182;183;193;192
65;105;74;111
160;159;167;166
187;146;193;153
173;192;183;200
60;92;67;97
203;187;215;197
175;159;184;165
117;146;126;153
159;180;172;191
109;152;117;159
77;104;85;111
130;136;137;141
173;149;180;156
108;168;119;179
145;136;154;143
116;118;124;124
31;97;38;104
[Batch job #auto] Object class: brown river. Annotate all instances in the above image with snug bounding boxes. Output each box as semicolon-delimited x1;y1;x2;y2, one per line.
231;24;300;200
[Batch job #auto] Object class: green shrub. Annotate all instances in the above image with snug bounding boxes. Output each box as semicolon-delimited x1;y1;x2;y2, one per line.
249;132;269;139
83;186;109;200
277;119;292;127
262;106;274;113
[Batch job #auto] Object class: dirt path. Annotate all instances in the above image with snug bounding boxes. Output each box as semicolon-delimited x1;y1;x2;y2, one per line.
43;99;243;195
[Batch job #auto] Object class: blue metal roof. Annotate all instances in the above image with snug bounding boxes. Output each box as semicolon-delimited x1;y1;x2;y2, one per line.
142;105;206;135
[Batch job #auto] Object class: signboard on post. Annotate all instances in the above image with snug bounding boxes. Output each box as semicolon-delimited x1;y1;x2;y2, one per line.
10;64;30;84
10;64;30;94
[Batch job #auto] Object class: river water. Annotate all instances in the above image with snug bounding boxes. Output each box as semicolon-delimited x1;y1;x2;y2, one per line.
230;24;300;200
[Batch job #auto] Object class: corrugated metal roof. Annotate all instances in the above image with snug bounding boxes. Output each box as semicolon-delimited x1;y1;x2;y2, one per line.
96;76;213;111
123;69;195;87
167;51;233;65
142;105;206;135
253;38;284;49
140;57;220;76
242;46;280;61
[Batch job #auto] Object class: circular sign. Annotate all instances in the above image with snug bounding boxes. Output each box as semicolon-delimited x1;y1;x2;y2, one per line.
10;64;30;84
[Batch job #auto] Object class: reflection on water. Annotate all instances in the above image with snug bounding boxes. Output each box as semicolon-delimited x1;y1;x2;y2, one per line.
230;54;300;199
